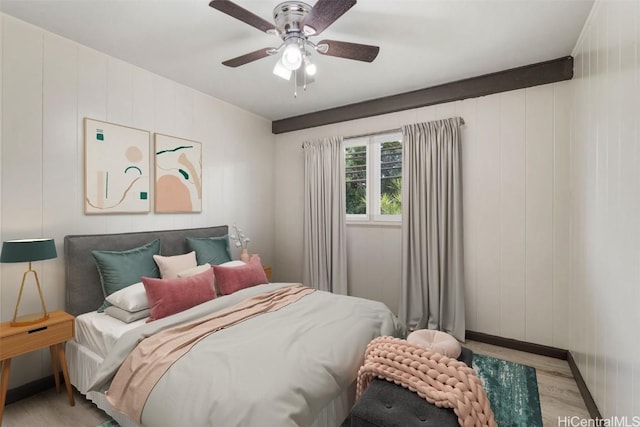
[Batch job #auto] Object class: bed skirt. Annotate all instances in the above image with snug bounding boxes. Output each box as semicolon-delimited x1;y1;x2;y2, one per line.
66;340;353;427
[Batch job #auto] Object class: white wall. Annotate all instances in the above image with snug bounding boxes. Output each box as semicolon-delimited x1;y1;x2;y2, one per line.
274;81;572;348
0;14;275;389
570;0;639;418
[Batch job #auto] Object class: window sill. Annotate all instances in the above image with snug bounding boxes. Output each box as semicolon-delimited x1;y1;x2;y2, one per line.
346;221;402;228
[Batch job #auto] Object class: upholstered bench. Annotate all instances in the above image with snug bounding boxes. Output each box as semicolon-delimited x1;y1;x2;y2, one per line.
341;345;473;427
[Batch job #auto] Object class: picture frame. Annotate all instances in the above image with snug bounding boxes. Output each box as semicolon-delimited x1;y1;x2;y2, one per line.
84;118;151;214
154;133;202;213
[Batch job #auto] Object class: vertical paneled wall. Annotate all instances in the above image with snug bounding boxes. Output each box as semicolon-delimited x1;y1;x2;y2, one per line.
274;82;572;347
0;14;275;388
570;0;639;418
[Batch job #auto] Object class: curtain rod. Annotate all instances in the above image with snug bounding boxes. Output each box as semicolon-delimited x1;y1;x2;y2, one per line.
344;127;401;140
300;117;465;147
346;116;466;139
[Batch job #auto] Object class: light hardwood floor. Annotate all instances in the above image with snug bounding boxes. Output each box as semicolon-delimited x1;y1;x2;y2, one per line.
3;340;590;426
464;340;591;426
2;388;109;427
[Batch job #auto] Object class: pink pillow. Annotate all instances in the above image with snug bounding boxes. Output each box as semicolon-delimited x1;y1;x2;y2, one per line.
213;255;268;295
142;268;216;322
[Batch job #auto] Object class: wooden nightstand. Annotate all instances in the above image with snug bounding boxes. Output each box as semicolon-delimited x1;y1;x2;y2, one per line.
263;265;272;281
0;310;75;423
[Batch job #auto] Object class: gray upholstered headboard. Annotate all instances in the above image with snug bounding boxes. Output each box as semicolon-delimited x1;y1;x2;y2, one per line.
64;225;228;316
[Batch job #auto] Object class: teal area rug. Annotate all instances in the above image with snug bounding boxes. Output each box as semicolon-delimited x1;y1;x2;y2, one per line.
473;353;543;427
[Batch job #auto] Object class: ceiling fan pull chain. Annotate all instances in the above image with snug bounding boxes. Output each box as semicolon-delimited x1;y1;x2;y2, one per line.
302;58;307;91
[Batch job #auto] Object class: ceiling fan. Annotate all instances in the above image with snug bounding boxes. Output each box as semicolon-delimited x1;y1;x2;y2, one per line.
209;0;380;90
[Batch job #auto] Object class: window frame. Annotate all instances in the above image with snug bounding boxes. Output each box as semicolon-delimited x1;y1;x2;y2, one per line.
344;131;403;223
344;137;369;222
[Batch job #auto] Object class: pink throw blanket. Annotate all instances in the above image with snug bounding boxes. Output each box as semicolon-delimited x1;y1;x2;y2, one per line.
356;336;497;427
106;284;315;422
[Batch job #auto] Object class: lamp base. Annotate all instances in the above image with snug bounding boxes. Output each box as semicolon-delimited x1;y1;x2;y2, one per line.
11;265;50;327
10;312;49;327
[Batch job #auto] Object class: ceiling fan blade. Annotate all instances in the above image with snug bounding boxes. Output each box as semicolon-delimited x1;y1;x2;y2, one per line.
222;48;275;67
316;40;380;62
209;0;276;34
303;0;357;35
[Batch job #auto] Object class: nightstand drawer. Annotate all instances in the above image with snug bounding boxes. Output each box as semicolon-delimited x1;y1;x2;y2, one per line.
0;320;73;360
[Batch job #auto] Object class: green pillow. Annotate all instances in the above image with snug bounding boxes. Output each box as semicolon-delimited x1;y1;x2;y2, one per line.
92;239;161;312
186;235;232;266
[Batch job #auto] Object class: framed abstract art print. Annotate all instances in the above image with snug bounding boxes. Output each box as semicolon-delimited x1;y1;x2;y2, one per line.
154;133;202;213
84;118;151;214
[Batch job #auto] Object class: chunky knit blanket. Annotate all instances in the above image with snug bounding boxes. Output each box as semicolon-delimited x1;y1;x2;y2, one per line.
356;336;497;427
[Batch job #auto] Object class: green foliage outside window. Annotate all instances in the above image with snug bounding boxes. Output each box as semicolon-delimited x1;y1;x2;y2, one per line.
345;145;367;215
345;138;402;218
380;141;402;215
380;178;401;215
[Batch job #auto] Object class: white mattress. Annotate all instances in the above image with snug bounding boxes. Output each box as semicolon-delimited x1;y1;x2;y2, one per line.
75;311;147;358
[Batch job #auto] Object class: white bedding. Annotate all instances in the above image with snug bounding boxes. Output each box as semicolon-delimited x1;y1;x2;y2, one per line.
90;283;401;426
71;283;401;426
67;338;355;427
75;311;147;358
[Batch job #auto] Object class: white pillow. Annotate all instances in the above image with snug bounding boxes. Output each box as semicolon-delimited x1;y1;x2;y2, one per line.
105;282;149;312
153;251;198;279
177;263;212;278
407;329;462;359
105;306;150;323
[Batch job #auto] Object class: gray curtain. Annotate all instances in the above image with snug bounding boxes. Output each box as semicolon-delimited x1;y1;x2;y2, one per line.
302;137;347;294
399;117;465;341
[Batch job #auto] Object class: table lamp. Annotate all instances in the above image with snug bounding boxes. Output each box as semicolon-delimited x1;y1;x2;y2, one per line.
0;238;57;326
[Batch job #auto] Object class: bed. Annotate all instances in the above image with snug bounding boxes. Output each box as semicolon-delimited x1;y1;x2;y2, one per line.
64;226;402;427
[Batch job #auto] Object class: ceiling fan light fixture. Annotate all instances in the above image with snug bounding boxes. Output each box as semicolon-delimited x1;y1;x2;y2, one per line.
281;42;303;71
273;59;292;80
304;57;317;76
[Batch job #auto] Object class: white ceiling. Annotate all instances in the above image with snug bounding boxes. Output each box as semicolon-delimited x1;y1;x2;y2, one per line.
0;0;594;121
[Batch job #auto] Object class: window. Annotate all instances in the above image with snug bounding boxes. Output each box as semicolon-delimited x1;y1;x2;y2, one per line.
344;131;403;222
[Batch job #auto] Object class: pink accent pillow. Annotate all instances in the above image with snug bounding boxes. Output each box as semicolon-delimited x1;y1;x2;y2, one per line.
142;268;216;322
213;255;268;295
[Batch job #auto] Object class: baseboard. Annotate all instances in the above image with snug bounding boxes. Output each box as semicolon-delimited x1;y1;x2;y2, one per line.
566;351;602;420
467;329;603;419
466;330;568;360
5;374;57;405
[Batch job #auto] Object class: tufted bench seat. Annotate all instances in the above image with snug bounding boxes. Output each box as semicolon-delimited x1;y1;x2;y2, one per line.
341;347;473;427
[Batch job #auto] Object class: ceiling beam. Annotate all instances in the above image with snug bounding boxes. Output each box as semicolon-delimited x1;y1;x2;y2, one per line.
271;56;573;134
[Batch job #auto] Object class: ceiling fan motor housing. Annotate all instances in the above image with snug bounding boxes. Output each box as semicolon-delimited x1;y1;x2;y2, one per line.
273;2;314;36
